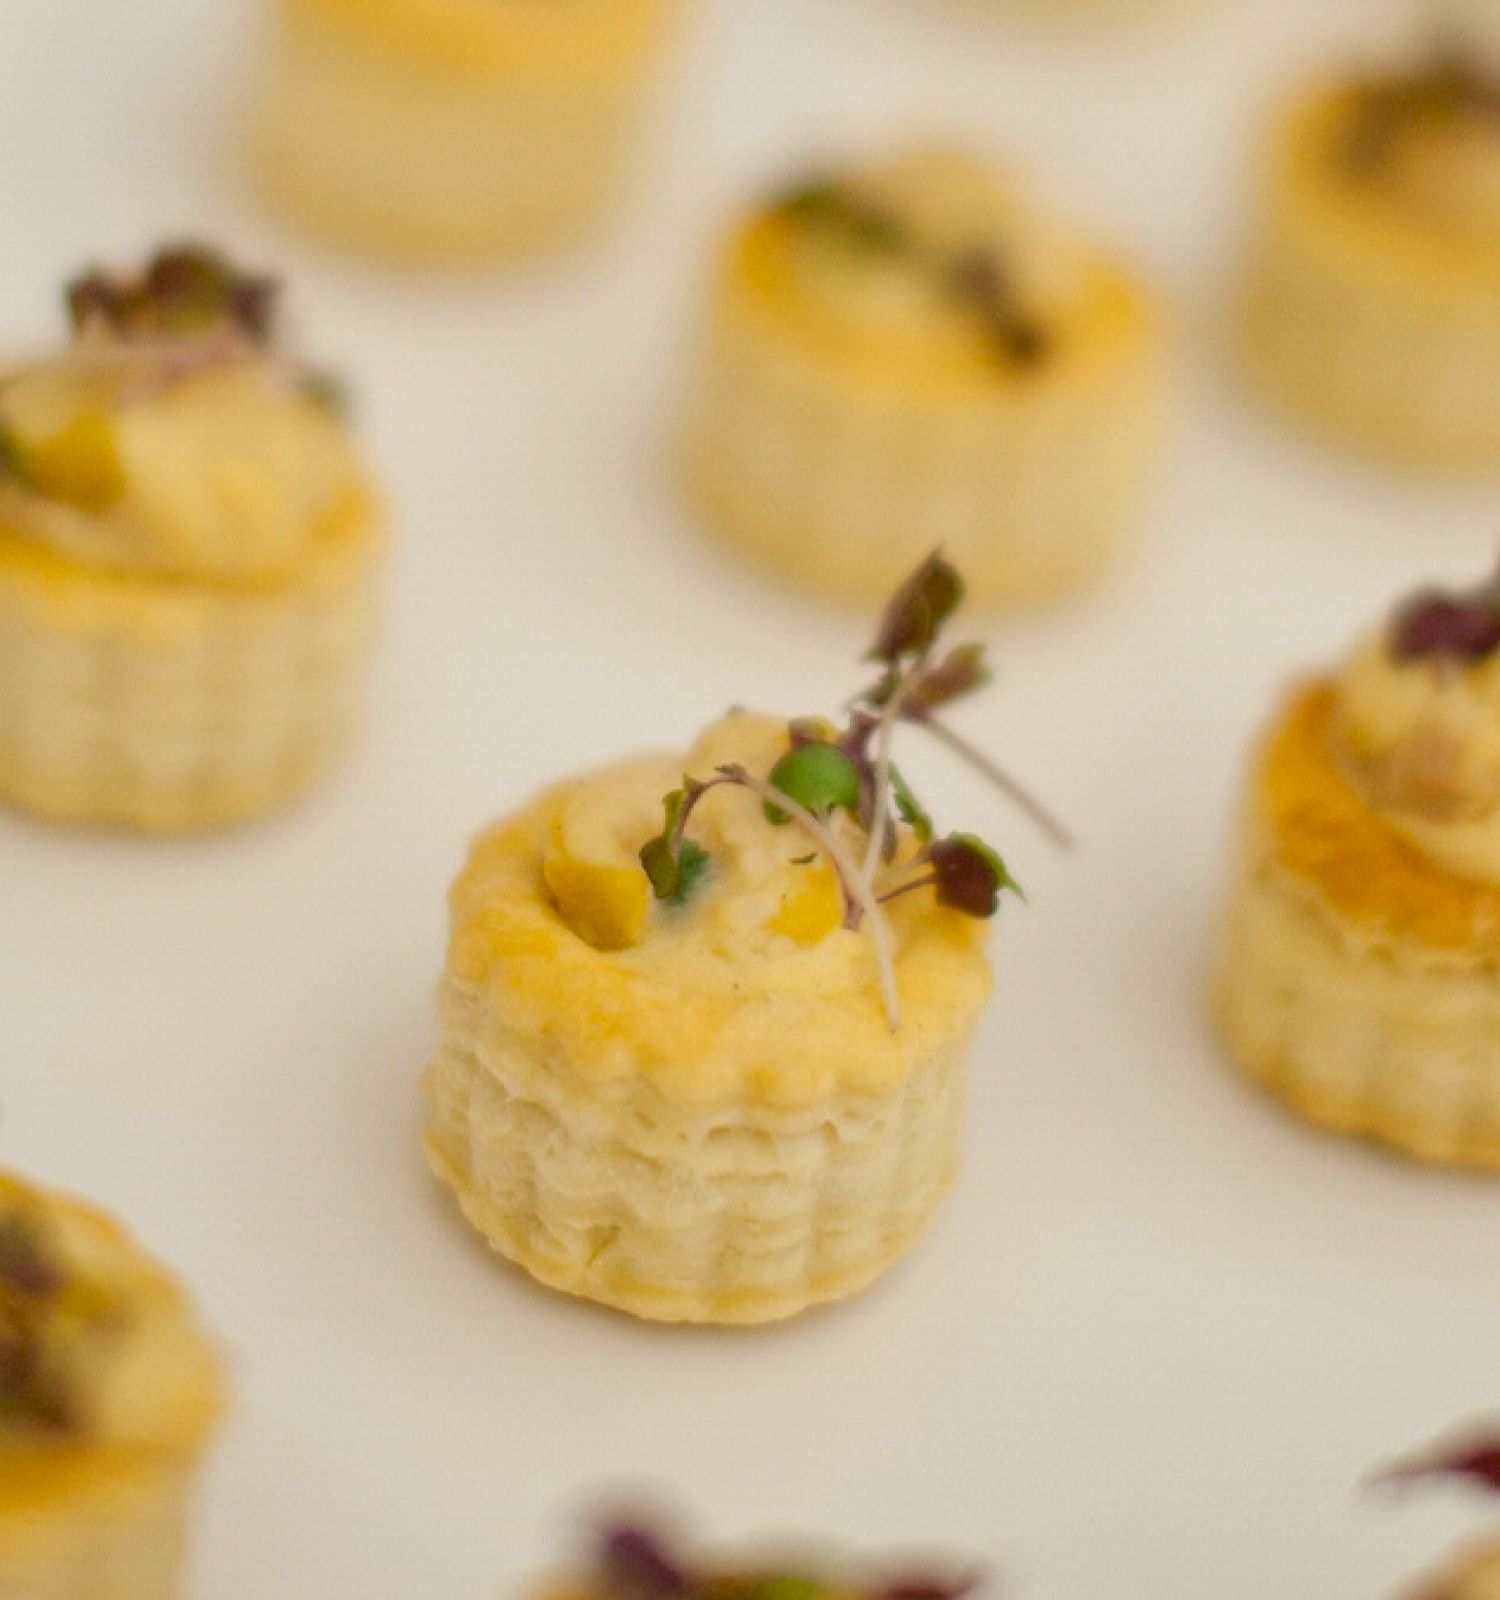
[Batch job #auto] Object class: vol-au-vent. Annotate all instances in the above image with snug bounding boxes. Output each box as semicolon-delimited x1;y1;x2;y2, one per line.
678;145;1165;608
1215;553;1500;1168
247;0;678;265
425;553;1062;1323
1242;37;1500;470
0;1171;222;1600
0;244;385;832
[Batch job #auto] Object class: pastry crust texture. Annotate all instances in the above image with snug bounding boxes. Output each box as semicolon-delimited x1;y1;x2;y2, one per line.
0;1173;222;1600
1408;1539;1500;1600
424;723;994;1324
679;154;1164;609
0;484;382;833
1214;685;1500;1169
248;0;675;266
1243;84;1500;472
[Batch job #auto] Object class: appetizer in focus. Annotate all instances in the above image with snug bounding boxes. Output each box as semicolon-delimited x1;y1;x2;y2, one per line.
0;244;384;832
679;145;1164;608
1242;32;1500;470
1373;1425;1500;1598
0;1170;222;1600
1215;553;1500;1167
426;553;1059;1323
248;0;677;265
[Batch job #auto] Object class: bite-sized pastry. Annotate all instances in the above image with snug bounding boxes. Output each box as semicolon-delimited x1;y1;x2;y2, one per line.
0;1169;222;1600
543;1516;981;1600
1372;1425;1500;1597
678;145;1164;609
0;244;384;832
1242;31;1500;471
1215;554;1500;1168
426;553;1061;1323
248;0;677;266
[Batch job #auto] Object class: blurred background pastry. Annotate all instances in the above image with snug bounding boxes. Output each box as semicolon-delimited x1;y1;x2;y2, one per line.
1242;15;1500;471
247;0;678;266
0;1168;222;1600
1215;553;1500;1167
0;244;385;832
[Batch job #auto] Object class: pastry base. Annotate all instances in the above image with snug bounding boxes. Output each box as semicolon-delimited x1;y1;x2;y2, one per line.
247;5;662;268
1214;691;1500;1170
678;253;1162;610
1408;1540;1500;1600
0;489;382;834
0;1455;198;1600
1242;88;1500;474
424;971;968;1324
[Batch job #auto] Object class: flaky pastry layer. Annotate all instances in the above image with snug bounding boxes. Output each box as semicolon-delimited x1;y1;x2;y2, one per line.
0;487;382;832
1214;687;1500;1168
425;968;970;1323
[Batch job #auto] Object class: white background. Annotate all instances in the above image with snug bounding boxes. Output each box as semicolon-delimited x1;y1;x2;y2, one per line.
3;0;1500;1595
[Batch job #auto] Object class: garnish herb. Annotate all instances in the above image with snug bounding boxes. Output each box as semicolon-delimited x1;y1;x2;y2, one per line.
0;1209;75;1433
1390;552;1500;664
639;550;1065;1030
1369;1430;1500;1494
67;244;280;348
591;1522;981;1600
1344;43;1500;173
774;177;1050;368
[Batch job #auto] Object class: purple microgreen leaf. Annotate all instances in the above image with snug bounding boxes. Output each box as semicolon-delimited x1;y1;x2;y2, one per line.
902;644;992;719
764;743;862;826
868;551;965;664
882;1574;982;1600
598;1525;690;1598
1391;557;1500;663
929;833;1022;918
1371;1433;1500;1495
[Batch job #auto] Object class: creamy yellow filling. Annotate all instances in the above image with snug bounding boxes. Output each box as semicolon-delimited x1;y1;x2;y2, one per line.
0;358;359;585
450;712;992;1106
1384;113;1500;241
1334;631;1500;887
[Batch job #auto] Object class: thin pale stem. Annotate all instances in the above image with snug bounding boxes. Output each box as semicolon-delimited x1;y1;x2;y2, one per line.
862;657;925;885
722;766;902;1030
918;715;1074;851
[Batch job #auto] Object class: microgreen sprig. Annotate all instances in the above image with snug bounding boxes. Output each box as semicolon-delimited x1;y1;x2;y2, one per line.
775;177;1049;368
1390;551;1500;664
639;551;1064;1031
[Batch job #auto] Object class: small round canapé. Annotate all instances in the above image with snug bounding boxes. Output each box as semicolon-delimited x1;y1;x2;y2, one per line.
425;555;1046;1322
1215;559;1500;1168
1242;46;1500;471
678;146;1164;609
248;0;677;266
0;245;384;833
0;1170;222;1600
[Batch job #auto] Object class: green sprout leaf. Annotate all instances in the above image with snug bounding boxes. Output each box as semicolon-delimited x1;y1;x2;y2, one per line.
776;180;908;255
929;833;1022;918
889;764;933;844
869;551;965;663
640;781;713;905
65;244;279;346
764;742;861;826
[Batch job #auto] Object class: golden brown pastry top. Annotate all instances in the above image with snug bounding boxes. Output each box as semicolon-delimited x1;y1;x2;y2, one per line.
1257;684;1500;956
